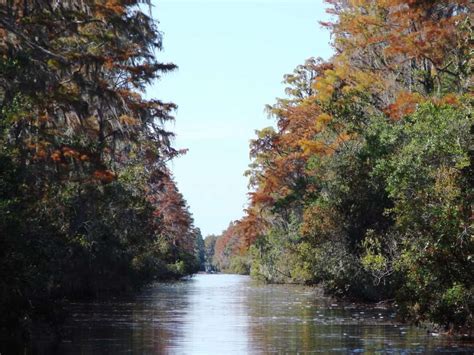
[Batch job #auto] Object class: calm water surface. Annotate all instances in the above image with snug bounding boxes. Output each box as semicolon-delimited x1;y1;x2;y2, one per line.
25;274;474;354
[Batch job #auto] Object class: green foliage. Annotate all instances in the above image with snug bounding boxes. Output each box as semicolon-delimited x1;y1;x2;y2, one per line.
194;229;206;271
203;235;218;272
361;237;387;273
379;102;473;330
246;100;472;329
249;216;304;283
227;256;251;275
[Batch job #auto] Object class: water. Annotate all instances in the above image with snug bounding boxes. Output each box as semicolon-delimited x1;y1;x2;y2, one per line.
14;274;474;354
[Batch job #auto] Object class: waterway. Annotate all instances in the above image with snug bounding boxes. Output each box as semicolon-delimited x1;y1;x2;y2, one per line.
12;274;474;354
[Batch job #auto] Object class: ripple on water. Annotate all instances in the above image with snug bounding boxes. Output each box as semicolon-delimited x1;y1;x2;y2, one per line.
7;274;474;354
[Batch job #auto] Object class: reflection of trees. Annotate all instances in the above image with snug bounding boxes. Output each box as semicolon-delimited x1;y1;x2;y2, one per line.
244;283;338;352
243;283;448;353
25;276;468;353
39;282;193;353
131;283;193;354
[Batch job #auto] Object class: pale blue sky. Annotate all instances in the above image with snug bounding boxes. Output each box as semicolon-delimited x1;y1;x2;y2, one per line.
149;0;332;236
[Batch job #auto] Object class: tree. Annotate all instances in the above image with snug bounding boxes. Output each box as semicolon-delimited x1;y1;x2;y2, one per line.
0;0;199;336
228;0;473;330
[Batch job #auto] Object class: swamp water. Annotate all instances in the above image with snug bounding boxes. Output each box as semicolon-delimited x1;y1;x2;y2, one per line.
6;274;474;354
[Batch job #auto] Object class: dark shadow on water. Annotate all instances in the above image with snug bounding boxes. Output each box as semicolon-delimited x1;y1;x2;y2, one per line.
2;274;473;354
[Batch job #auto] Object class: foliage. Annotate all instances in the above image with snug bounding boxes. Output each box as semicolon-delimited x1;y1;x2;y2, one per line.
218;0;473;331
379;102;473;329
0;0;200;336
203;235;218;272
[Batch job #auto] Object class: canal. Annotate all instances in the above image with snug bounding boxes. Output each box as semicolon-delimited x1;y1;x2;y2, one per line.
17;274;474;354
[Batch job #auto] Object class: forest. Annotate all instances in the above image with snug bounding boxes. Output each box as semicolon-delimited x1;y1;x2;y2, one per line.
211;0;473;332
0;0;472;342
0;0;205;337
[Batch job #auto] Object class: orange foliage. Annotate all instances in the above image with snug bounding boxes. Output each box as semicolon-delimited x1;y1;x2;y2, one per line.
300;140;333;156
96;0;125;17
149;170;196;254
437;94;461;107
93;169;117;183
62;147;81;159
223;0;470;257
213;211;266;266
300;203;339;242
236;212;266;250
213;222;242;265
249;192;274;206
385;92;424;120
50;150;62;162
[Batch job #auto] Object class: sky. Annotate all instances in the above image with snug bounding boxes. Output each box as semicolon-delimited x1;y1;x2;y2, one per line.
148;0;333;236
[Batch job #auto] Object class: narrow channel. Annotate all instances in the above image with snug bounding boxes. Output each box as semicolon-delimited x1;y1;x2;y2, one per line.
22;274;474;354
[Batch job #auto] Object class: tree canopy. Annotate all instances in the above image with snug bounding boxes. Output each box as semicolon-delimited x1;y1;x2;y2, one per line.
0;0;203;335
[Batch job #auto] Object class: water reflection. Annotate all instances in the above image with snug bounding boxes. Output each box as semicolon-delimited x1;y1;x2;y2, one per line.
11;274;474;354
243;282;472;353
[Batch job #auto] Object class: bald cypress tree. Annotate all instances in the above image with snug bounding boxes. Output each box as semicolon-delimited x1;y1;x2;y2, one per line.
0;1;200;334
